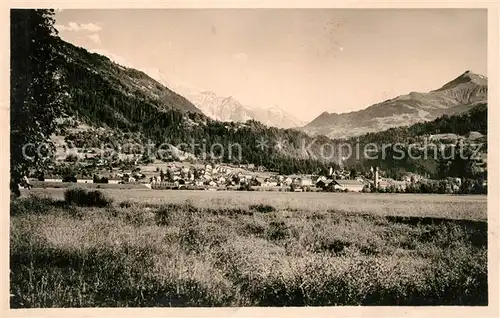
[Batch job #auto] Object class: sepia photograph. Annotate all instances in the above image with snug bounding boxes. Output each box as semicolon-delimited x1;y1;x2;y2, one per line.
7;6;494;310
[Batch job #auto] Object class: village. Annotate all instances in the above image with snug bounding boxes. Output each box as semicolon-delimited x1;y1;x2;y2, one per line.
29;134;486;194
33;157;465;193
144;163;414;192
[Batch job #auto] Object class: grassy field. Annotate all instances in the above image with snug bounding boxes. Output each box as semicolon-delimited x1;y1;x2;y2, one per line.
10;189;487;307
25;188;487;221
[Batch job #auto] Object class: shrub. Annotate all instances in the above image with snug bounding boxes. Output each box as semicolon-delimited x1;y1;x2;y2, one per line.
64;187;86;204
100;177;109;184
64;187;113;207
93;175;109;184
243;222;266;236
86;190;113;207
119;200;135;208
249;204;277;213
62;175;77;183
10;194;55;216
155;203;195;226
65;154;79;162
267;221;289;241
37;172;45;181
238;183;253;191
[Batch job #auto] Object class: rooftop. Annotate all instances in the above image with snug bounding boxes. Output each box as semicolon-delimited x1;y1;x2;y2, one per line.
335;180;366;186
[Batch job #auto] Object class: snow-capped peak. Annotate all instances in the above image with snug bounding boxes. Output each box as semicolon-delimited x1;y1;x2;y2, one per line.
86;48;303;128
140;68;204;96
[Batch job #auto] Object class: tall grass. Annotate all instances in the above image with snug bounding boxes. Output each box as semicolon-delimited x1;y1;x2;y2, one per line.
10;196;487;307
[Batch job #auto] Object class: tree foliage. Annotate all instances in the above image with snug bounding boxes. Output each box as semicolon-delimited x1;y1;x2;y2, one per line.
10;9;66;195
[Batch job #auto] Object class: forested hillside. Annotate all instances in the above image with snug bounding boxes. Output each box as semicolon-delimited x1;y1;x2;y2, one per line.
351;103;487;145
339;104;487;179
53;38;487;179
55;39;340;174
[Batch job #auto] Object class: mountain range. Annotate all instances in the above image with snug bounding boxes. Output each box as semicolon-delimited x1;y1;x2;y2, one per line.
52;38;487;178
143;69;306;129
88;50;304;129
87;48;486;139
300;70;487;139
55;39;338;174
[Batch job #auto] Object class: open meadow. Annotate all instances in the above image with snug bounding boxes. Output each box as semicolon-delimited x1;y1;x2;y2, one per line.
10;188;488;307
25;188;487;221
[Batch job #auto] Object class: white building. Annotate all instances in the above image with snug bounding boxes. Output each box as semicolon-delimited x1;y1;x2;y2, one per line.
333;180;366;192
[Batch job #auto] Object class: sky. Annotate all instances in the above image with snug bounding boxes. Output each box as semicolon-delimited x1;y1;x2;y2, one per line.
54;9;487;122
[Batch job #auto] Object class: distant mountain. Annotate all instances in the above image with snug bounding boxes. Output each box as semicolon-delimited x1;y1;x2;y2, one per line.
187;92;306;129
52;39;339;174
52;39;487;178
140;68;305;129
84;51;307;129
301;70;487;139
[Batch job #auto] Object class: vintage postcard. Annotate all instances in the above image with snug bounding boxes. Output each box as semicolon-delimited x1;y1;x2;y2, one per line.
2;1;499;317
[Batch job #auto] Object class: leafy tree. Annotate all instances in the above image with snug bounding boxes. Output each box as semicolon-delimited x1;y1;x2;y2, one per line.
349;168;357;180
166;169;174;182
193;168;201;180
65;153;78;162
10;9;66;196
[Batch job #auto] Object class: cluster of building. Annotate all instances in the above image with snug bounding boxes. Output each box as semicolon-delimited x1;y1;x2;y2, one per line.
35;159;485;194
148;164;417;192
312;167;411;192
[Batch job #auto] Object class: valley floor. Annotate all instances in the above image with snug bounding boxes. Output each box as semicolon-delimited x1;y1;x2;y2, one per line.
10;190;487;307
24;188;487;221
